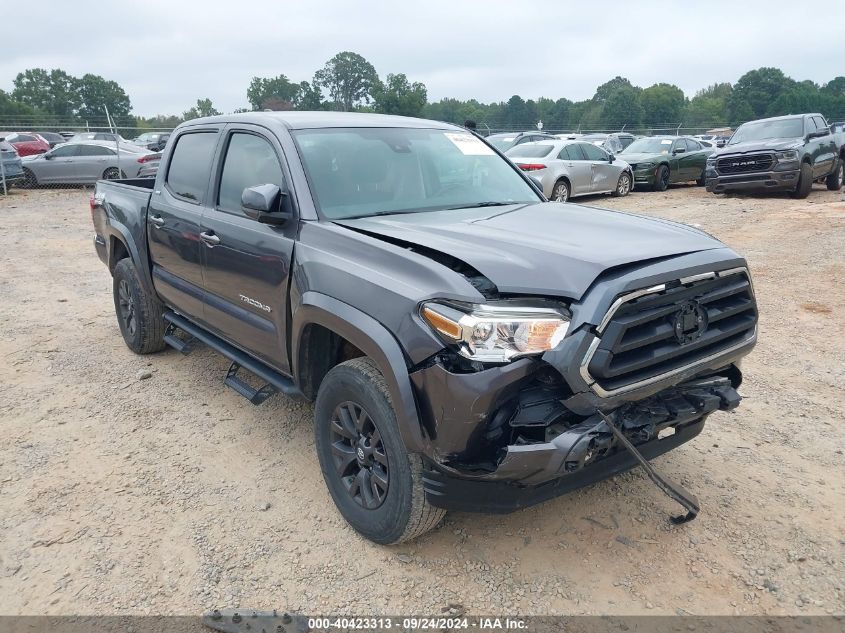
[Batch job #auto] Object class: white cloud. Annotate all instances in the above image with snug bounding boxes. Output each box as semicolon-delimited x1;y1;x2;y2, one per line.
1;0;842;117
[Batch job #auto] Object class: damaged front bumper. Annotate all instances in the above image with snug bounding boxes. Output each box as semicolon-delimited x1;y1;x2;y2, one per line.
411;356;742;513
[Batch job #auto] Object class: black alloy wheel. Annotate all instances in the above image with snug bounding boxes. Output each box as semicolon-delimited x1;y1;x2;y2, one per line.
330;401;390;509
117;278;137;339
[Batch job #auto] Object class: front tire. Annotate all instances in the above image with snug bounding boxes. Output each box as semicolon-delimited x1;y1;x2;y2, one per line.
611;171;631;197
551;179;570;202
314;358;445;544
112;258;167;354
826;160;844;190
653;165;670;191
790;162;813;199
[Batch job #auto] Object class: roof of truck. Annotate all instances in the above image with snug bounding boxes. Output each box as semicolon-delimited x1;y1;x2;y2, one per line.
183;111;462;131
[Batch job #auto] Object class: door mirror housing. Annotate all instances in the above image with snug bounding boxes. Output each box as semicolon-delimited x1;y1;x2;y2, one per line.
241;183;292;225
528;175;544;194
673;147;686;154
608;153;615;163
42;152;53;160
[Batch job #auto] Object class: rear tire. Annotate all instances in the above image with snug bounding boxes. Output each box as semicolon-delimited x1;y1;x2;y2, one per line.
790;162;813;199
653;165;670;191
825;160;844;190
112;258;167;354
21;168;37;188
314;357;445;544
103;167;125;180
611;171;631;197
551;179;570;202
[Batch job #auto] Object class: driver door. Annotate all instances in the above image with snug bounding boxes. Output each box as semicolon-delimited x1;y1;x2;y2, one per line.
580;142;616;193
199;125;297;374
39;144;82;182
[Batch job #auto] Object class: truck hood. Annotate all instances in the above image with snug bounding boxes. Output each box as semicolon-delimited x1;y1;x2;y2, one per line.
715;138;802;155
336;202;722;299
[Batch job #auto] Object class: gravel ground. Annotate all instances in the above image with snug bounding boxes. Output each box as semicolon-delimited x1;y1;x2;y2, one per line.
0;184;843;617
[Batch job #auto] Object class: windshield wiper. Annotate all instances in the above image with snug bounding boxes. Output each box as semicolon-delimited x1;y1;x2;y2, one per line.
445;201;516;210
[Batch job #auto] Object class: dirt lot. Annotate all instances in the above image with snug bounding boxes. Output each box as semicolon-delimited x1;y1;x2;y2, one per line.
0;184;843;617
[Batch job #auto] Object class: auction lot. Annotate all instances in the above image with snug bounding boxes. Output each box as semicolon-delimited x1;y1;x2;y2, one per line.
0;185;843;616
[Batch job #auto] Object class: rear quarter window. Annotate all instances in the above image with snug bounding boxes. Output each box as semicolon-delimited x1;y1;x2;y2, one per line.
166;132;218;202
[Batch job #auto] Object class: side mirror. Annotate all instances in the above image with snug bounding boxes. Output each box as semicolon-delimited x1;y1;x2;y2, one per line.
608;153;615;163
528;175;544;193
43;152;53;160
673;147;686;154
242;183;292;225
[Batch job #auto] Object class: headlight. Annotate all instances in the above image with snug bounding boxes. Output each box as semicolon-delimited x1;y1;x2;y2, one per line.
421;300;570;363
706;155;717;164
636;162;655;170
775;150;799;162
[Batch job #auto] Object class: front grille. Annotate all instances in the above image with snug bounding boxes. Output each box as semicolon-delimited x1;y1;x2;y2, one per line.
717;153;773;174
586;270;757;394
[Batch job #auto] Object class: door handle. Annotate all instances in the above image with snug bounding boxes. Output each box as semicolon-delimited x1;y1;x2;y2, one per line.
200;231;221;246
149;215;165;228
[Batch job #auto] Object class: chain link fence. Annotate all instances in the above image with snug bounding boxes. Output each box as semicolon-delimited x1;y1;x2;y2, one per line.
0;118;174;196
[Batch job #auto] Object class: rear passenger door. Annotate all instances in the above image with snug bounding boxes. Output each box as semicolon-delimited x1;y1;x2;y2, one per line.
558;144;593;195
76;144;116;181
148;128;222;321
199;125;297;373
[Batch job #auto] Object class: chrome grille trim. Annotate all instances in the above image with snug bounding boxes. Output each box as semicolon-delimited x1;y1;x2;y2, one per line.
580;267;756;397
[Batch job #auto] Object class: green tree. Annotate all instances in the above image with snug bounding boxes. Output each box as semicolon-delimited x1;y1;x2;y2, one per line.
594;76;635;102
684;83;732;126
182;98;220;121
0;89;38;121
76;73;132;126
371;73;427;117
729;67;796;119
313;51;379;111
247;75;300;111
601;86;643;128
728;98;755;124
640;83;686;125
12;68;80;119
294;81;324;110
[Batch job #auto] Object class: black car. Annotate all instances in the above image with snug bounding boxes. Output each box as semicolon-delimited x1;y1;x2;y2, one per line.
91;112;758;544
35;132;68;148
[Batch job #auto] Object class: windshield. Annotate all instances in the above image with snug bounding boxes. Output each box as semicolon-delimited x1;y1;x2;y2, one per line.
293;127;539;220
621;138;674;155
506;143;554;158
728;118;804;144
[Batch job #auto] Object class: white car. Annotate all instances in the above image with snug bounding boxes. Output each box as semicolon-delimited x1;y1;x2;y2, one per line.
20;141;157;186
506;140;633;202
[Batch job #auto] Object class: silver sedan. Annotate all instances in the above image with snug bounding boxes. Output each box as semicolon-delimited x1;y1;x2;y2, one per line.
505;140;633;202
20;141;156;186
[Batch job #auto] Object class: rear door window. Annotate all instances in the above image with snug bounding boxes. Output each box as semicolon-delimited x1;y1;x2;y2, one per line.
79;145;115;156
166;132;218;202
559;144;586;160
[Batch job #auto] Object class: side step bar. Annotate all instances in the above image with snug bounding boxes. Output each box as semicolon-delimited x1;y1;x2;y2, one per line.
163;311;304;404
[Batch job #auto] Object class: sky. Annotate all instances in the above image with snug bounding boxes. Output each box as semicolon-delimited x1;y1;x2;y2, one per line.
2;0;843;118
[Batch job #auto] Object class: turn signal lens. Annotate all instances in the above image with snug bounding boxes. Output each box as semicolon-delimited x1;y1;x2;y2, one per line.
421;305;462;340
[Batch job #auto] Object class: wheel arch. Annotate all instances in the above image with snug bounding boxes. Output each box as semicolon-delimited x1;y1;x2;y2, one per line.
104;221;155;294
292;291;428;453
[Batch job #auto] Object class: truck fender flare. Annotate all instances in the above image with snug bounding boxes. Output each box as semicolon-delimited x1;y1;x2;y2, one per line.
104;220;155;295
291;291;427;453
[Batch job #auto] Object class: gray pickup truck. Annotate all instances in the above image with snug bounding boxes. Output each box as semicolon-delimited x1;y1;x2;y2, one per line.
91;112;758;543
705;113;845;197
